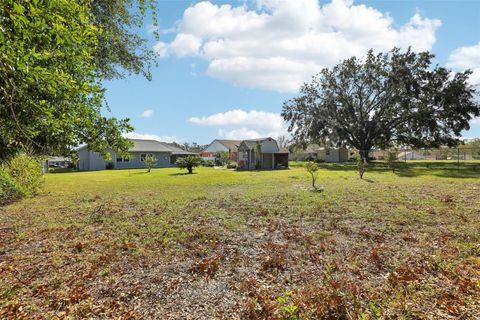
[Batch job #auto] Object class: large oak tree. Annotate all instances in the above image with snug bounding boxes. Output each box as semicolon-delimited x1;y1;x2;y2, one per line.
282;48;480;159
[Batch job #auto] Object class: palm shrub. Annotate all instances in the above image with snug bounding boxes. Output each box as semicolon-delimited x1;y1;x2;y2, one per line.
176;155;201;174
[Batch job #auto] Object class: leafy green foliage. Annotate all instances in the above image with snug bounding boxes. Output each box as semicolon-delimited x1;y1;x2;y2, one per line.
0;0;137;161
304;161;320;189
176;155;202;174
282;48;480;156
144;154;157;173
386;148;399;173
215;152;230;166
226;161;237;169
0;154;44;202
354;151;366;179
203;160;215;167
89;0;157;80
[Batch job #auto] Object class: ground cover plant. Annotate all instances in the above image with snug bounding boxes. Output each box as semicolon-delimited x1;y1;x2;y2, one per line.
1;163;479;318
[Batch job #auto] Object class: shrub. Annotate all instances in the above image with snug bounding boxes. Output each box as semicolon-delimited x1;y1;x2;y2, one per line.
105;162;115;170
353;151;366;179
215;151;230;166
0;166;19;201
305;161;320;190
386;148;399;173
226;161;237;169
176;155;201;174
0;154;44;202
144;154;157;172
203;160;215;167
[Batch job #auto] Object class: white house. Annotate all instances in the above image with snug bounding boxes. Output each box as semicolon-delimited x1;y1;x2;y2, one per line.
237;137;289;169
200;139;241;161
317;147;349;162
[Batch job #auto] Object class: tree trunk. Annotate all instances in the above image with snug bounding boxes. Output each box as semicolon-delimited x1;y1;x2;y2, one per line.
187;166;193;174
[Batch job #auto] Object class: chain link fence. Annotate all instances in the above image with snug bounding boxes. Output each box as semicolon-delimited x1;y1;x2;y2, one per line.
290;147;480;166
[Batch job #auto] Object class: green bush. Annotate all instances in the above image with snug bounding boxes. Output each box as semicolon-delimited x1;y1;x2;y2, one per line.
204;160;215;167
226;161;237;169
0;166;19;201
0;154;44;202
106;162;115;170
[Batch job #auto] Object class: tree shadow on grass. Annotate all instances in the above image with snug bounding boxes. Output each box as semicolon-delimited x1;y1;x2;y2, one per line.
361;178;375;183
168;172;198;176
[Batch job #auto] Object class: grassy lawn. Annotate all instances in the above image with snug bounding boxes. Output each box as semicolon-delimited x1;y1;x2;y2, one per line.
1;164;479;319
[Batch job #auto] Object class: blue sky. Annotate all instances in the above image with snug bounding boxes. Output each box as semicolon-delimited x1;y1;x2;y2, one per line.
103;0;480;144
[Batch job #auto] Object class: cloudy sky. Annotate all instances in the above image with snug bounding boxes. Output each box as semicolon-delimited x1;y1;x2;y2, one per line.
103;0;480;144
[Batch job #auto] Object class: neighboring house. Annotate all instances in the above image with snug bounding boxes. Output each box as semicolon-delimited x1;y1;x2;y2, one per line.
48;156;71;168
237;137;289;169
200;139;241;161
317;147;349;162
77;139;195;171
397;150;426;160
289;144;321;161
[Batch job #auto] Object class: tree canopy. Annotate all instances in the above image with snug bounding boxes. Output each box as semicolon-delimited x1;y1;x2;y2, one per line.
0;0;156;161
282;48;480;158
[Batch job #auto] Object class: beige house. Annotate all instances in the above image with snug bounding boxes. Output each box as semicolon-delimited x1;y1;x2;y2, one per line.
237;137;289;169
317;147;349;162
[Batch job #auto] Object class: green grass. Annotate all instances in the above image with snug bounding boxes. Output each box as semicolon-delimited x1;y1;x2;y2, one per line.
1;164;479;319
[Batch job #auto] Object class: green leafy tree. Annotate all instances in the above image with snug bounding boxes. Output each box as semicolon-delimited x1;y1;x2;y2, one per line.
386;148;399;173
0;0;159;161
144;154;157;173
215;152;230;166
305;161;320;190
89;0;157;80
282;48;480;161
176;156;201;174
354;151;366;179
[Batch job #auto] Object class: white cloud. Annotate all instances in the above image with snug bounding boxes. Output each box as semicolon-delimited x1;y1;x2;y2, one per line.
188;109;283;131
156;0;441;92
189;109;290;140
141;109;154;118
447;41;480;87
124;132;179;143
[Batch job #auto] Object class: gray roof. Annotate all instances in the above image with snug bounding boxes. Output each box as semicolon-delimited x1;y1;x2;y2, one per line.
129;139;195;155
215;139;241;152
241;137;275;148
76;139;195;155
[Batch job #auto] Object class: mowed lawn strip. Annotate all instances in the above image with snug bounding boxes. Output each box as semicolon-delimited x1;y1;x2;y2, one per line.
1;164;479;319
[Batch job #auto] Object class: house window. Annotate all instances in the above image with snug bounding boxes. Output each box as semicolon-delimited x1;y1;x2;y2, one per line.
325;150;330;156
141;153;146;162
117;155;131;162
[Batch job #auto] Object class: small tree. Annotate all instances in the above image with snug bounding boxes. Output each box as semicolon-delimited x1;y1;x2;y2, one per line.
386;148;398;173
354;151;366;179
305;161;320;190
215;151;230;166
144;154;157;173
176;155;201;174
